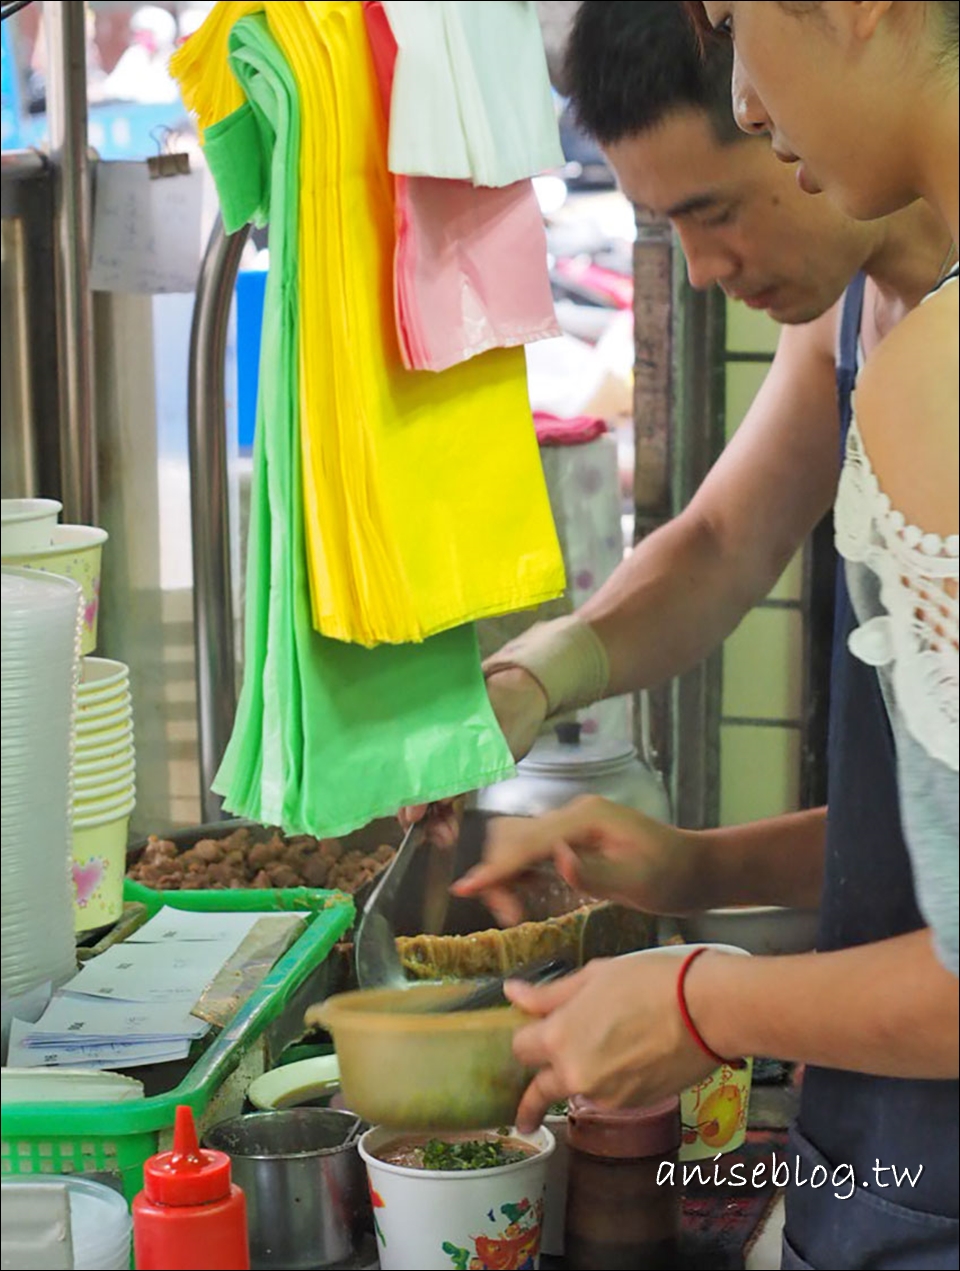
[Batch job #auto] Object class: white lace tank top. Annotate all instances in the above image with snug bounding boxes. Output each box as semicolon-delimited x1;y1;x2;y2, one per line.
834;267;959;975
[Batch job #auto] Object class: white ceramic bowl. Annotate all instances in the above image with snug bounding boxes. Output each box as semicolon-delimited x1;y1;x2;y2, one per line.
360;1126;554;1271
0;499;62;554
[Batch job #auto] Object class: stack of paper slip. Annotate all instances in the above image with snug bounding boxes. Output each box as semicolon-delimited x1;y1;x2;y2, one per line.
6;908;292;1070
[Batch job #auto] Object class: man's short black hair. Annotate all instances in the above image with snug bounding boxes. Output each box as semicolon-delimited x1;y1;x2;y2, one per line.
564;1;742;147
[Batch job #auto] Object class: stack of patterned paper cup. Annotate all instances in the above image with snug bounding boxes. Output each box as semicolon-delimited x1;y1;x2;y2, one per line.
1;567;81;1040
73;658;136;933
1;499;108;656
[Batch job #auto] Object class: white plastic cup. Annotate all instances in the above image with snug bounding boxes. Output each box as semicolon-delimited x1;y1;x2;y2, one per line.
359;1126;554;1271
0;498;61;554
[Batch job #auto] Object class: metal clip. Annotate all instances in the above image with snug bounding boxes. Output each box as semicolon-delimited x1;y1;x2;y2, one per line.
147;126;191;179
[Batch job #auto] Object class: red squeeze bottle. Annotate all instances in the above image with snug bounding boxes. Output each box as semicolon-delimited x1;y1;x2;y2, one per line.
133;1105;250;1270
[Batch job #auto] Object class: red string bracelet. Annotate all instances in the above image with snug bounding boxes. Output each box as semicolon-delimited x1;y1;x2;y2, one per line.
676;946;747;1070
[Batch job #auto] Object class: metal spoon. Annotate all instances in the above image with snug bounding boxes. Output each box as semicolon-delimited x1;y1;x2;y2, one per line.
419;954;576;1014
354;819;424;990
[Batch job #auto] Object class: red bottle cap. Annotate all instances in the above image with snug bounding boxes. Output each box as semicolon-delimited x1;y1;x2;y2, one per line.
143;1106;233;1207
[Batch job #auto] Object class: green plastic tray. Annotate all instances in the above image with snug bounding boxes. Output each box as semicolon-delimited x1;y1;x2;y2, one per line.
1;886;354;1199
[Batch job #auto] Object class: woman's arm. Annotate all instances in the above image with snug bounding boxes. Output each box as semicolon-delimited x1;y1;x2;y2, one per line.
689;929;959;1078
506;929;958;1130
453;799;826;924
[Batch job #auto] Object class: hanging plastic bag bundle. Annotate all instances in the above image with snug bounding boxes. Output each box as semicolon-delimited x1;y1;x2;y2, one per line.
279;0;564;646
193;10;515;835
363;0;561;374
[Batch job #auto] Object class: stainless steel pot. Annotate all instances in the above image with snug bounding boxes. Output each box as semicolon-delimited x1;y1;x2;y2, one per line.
477;722;671;822
675;905;819;955
203;1108;370;1270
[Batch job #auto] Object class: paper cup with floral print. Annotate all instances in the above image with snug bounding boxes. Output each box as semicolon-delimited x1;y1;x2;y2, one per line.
2;525;107;654
71;804;132;932
359;1126;554;1271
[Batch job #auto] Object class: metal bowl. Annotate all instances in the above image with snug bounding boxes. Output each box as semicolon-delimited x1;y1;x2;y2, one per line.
676;906;819;956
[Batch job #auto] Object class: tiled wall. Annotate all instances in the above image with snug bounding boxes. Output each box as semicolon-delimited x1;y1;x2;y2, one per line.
718;304;803;825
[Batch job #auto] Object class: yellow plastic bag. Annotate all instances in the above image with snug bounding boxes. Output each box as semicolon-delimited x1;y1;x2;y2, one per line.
206;13;516;836
175;2;565;648
170;0;262;132
280;1;564;645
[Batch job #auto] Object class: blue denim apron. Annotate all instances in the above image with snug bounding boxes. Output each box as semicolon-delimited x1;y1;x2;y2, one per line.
781;274;960;1269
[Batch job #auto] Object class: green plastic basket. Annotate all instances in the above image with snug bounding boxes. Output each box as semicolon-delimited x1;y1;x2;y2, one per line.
1;885;354;1200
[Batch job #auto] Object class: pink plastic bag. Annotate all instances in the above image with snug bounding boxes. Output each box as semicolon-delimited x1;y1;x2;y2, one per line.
364;0;560;373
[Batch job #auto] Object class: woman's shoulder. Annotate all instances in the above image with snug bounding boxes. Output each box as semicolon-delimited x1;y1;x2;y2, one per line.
853;280;958;539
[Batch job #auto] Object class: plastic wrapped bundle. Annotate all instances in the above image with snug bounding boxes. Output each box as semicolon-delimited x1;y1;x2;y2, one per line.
1;569;81;1034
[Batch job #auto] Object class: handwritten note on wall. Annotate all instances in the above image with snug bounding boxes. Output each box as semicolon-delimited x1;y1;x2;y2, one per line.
90;160;204;294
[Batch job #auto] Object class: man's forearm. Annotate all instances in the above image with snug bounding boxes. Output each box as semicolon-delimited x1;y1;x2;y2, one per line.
579;511;783;697
691;807;827;911
689;929;959;1079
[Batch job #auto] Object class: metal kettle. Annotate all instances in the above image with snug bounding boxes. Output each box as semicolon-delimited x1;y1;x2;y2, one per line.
477;719;671;823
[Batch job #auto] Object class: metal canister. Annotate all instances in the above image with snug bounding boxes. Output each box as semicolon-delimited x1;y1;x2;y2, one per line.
203;1108;370;1270
477;722;671;821
565;1095;681;1270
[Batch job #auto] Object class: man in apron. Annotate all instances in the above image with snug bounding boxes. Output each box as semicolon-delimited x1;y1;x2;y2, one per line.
456;5;959;1266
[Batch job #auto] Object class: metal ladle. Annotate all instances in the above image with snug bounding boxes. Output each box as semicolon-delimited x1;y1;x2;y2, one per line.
354;819;425;990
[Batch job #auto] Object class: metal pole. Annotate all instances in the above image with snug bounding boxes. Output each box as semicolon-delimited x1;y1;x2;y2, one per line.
187;216;249;820
45;1;97;525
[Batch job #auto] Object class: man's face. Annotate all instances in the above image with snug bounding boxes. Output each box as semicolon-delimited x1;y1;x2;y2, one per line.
606;110;875;325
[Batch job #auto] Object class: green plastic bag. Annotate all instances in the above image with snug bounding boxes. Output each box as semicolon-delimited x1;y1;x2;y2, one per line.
206;15;514;837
